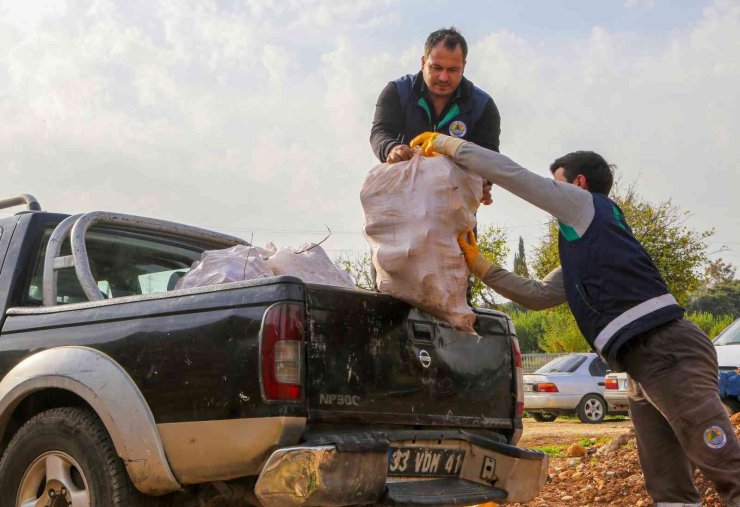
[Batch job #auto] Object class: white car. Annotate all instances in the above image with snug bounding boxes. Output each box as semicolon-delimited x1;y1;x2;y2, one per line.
604;371;629;412
714;318;740;413
523;353;624;424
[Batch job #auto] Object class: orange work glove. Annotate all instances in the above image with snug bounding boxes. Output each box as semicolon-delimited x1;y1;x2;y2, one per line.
457;230;493;279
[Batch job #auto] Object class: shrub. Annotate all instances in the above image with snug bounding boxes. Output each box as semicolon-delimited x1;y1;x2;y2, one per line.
510;311;547;353
685;311;735;338
539;308;590;353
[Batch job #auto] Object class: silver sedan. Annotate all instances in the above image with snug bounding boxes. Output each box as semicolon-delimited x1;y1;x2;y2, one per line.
524;353;622;424
604;371;629;412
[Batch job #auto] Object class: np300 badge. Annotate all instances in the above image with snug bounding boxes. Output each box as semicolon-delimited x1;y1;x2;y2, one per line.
319;394;360;406
418;349;432;368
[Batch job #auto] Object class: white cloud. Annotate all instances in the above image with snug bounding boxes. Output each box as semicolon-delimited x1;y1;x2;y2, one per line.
262;44;292;84
0;0;738;267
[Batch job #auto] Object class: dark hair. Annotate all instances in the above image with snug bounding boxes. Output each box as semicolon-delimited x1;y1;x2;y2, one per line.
425;27;468;61
549;151;615;194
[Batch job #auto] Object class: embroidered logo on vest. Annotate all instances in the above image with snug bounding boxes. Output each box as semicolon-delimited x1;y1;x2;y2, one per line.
449;120;467;138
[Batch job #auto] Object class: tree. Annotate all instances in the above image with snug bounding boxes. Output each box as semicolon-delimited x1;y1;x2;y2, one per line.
704;258;736;287
687;280;740;319
513;236;530;278
538;308;591;353
470;224;510;308
532;183;714;306
510;310;546;353
334;252;374;290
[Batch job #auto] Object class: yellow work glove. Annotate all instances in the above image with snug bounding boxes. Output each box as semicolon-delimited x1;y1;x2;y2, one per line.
410;132;440;156
457;230;493;279
410;132;466;158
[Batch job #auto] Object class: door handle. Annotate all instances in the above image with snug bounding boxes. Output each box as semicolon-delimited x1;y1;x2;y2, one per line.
410;322;434;343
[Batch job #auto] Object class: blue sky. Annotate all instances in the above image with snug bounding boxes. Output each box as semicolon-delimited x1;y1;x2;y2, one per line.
1;0;738;284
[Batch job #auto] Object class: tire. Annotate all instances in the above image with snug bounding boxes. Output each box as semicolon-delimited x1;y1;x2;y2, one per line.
0;407;156;507
531;412;558;422
577;394;607;424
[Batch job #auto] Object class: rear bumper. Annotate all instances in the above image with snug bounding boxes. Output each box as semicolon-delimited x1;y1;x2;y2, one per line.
254;430;548;506
605;392;630;411
524;393;581;411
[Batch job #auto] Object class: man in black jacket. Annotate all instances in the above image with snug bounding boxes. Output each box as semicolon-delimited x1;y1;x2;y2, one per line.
370;27;501;175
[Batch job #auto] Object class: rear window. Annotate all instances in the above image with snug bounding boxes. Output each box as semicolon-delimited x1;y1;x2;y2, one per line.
535;355;586;374
714;319;740;346
26;227;203;305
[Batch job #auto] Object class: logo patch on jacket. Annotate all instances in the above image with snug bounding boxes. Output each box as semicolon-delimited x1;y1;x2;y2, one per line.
703;425;727;449
449;120;467;138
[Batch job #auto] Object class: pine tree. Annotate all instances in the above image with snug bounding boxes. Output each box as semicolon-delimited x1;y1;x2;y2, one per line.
513;236;530;278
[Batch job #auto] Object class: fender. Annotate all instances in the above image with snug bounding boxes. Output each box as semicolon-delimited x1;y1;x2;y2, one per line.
0;346;181;495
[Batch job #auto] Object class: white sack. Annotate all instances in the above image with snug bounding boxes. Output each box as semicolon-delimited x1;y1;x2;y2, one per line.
175;243;356;290
176;245;274;290
361;153;483;332
267;242;356;289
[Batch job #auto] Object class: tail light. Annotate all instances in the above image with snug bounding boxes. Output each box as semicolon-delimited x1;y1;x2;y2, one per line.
535;383;559;393
261;302;304;401
511;337;522;368
512;338;523;418
605;377;619;390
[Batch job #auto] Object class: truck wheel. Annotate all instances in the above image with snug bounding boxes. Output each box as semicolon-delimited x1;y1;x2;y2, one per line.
0;407;156;507
531;412;557;422
577;394;606;424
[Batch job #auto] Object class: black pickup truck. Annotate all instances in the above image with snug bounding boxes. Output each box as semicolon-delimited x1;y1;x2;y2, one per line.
0;195;546;507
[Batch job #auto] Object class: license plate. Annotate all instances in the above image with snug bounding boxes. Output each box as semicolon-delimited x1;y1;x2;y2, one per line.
387;447;465;477
524;384;534;392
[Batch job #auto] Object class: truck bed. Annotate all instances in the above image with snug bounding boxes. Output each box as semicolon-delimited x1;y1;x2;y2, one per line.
305;283;517;433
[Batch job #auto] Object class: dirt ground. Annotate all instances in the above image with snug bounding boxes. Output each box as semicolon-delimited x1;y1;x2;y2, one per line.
510;414;740;507
517;417;632;448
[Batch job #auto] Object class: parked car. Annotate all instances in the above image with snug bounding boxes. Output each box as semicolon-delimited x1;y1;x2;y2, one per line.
604;371;629;412
714;318;740;414
0;195;547;506
524;353;623;424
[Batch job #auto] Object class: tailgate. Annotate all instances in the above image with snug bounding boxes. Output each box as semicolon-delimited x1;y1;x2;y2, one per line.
304;285;515;429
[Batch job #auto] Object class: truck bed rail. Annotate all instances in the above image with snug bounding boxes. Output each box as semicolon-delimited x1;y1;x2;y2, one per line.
42;211;248;306
0;194;41;212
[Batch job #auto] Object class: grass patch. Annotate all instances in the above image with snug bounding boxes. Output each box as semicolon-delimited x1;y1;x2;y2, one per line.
578;436;611;447
605;414;629;421
532;445;567;457
555;414;629;422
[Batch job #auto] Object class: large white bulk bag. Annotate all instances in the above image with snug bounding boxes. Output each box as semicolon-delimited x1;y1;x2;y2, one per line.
361;153;483;332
